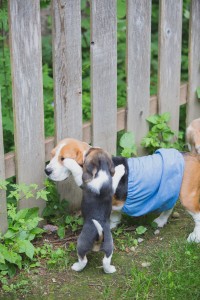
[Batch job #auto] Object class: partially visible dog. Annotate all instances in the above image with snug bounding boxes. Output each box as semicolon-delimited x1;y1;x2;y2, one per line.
71;148;125;273
186;118;200;154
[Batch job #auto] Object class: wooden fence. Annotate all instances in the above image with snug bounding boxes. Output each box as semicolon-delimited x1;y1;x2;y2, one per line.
0;0;200;234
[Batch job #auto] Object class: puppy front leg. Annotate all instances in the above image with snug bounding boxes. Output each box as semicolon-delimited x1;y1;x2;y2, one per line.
63;158;83;187
112;164;125;193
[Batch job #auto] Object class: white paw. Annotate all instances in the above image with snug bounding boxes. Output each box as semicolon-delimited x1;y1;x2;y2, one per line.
187;230;200;243
115;164;125;177
153;217;168;228
103;265;116;274
71;262;84;272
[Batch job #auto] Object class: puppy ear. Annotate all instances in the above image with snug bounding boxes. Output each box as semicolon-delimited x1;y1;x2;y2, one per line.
76;150;84;165
82;163;97;183
108;159;115;177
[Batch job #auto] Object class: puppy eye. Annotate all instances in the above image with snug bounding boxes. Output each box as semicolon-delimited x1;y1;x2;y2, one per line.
60;157;65;161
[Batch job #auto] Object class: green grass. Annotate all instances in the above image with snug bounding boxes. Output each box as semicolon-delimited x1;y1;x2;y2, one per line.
0;203;200;300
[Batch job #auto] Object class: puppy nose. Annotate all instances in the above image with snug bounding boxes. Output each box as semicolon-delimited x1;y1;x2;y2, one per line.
45;168;53;176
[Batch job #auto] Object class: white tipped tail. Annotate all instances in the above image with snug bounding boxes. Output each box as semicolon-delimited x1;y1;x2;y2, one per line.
92;219;103;237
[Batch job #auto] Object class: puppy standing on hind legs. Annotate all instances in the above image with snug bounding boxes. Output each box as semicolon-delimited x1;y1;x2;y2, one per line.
71;148;125;273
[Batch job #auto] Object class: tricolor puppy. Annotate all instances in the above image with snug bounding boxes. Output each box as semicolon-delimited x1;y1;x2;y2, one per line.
71;148;125;273
186;118;200;154
45;138;200;243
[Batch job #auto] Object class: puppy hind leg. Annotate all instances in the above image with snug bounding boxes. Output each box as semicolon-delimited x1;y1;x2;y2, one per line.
187;212;200;243
110;210;122;229
153;208;173;228
71;254;88;272
103;253;116;274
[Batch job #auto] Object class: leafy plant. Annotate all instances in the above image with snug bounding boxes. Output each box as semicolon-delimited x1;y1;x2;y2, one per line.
119;131;137;158
0;181;49;282
141;112;185;154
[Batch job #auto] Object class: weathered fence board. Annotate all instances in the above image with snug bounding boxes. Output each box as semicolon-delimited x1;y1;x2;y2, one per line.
0;94;8;234
126;0;151;154
8;0;45;212
158;0;183;132
91;0;117;154
187;0;200;124
52;0;82;210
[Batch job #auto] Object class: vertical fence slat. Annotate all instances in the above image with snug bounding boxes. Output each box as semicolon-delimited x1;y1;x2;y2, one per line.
91;0;117;154
158;0;182;132
0;94;8;234
126;0;151;154
8;0;45;212
187;0;200;124
52;0;82;210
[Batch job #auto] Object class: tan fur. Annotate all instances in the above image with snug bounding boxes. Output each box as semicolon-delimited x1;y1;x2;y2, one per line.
180;154;200;213
186;118;200;154
51;138;91;165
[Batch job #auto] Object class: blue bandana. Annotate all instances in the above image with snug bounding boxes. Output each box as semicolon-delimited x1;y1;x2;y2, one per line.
122;149;185;217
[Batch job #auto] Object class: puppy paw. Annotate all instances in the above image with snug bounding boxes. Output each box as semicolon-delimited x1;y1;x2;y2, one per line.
115;164;125;177
153;217;168;228
71;262;84;272
187;230;200;243
103;265;116;274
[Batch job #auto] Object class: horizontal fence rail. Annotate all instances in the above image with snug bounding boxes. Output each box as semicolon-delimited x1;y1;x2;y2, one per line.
1;0;200;233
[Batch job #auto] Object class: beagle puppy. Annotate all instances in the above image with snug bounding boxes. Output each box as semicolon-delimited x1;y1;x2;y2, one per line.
45;138;200;243
71;148;125;273
186;118;200;154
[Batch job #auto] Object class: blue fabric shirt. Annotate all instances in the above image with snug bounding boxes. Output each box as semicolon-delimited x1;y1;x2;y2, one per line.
122;149;185;217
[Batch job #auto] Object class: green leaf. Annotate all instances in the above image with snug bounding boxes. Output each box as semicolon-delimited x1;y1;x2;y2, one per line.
120;132;136;154
57;226;65;239
146;114;160;125
136;226;147;235
17;240;35;260
161;112;170;123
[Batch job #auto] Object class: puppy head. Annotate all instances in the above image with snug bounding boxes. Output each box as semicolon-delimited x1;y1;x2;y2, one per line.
45;138;91;181
82;148;115;183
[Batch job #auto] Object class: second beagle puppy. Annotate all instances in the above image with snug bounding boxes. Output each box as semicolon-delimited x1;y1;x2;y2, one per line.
71;148;125;273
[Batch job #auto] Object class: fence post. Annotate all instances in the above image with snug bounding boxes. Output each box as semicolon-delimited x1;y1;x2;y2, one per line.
187;0;200;124
158;0;183;133
0;92;8;234
8;0;45;212
126;0;151;154
52;0;83;210
91;0;117;154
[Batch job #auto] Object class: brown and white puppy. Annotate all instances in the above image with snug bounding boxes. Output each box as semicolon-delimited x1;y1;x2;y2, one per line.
186;118;200;154
45;138;200;243
71;148;125;273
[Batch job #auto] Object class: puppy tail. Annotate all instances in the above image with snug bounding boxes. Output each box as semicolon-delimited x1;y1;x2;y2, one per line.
92;219;104;242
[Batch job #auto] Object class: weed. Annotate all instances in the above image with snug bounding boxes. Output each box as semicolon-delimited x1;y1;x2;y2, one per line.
141;112;185;153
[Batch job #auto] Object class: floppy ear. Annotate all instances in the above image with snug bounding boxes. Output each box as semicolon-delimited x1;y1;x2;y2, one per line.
82;163;98;183
76;150;84;165
108;159;115;177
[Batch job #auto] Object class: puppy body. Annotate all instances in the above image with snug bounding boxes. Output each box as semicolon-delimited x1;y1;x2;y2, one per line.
72;148;125;273
46;138;200;243
186;118;200;154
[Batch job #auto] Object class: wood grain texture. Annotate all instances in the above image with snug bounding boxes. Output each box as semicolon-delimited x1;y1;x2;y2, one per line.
0;94;8;234
91;0;117;154
187;0;200;124
126;0;151;154
8;0;45;212
52;0;82;210
52;0;82;142
158;0;182;132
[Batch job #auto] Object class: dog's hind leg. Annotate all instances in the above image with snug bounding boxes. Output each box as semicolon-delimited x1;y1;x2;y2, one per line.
153;208;174;228
71;255;88;272
187;212;200;243
102;225;116;273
